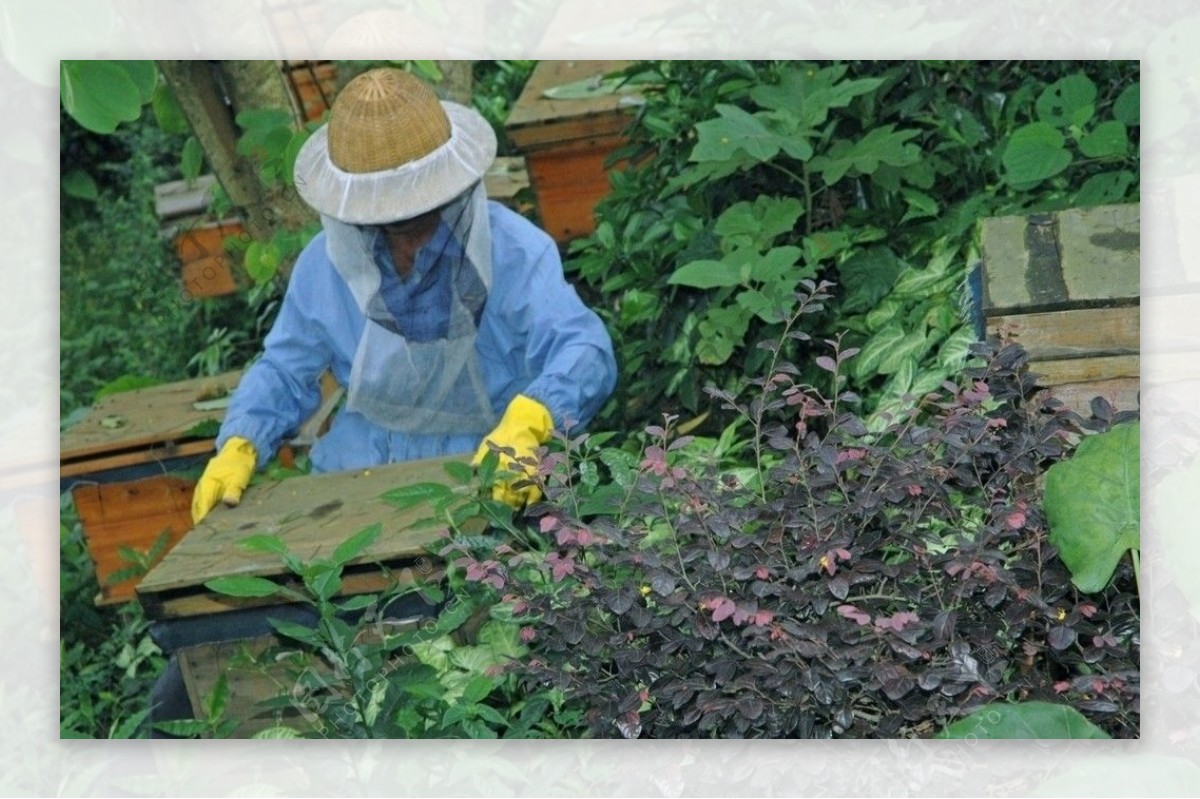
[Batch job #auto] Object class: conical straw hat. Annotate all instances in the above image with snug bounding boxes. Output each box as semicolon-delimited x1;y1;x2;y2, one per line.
328;69;451;173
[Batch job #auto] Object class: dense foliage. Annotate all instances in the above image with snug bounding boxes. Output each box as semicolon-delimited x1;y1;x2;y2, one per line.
569;60;1139;432
446;285;1140;738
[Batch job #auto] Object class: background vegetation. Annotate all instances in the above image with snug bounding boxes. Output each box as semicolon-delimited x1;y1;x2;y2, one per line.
60;60;1139;739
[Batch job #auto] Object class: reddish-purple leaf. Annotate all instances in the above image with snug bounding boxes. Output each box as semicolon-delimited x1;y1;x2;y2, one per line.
837;604;871;626
711;597;736;623
815;355;838;373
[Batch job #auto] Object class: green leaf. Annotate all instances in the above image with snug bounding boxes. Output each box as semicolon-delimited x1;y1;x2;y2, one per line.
307;563;342;602
696;305;752;365
1074;170;1136;207
181;136;204;183
714;196;803;250
109;708;152;739
236;107;293;131
877;329;928;375
204;673;230;722
381;482;455;510
1045;423;1140;592
690;104;781;163
1113;82;1140;126
61;168;99;201
460;675;495;704
61;60;145;134
331;523;382;567
267;618;324;646
153;719;209;738
94;373;161;399
151;82;189;135
936;702;1110;739
1035;73;1098;128
204;575;282;598
809;124;920;184
852;323;906;379
751;64;883;129
1078;120;1129;158
899;188;939;223
1002;123;1072;187
747;246;804;284
237;534;287;555
838;246;905;314
112;61;158;103
243;239;282;284
668;259;742;289
443;460;474;484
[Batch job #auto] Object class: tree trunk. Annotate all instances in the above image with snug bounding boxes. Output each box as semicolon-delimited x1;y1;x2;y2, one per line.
157;60;316;243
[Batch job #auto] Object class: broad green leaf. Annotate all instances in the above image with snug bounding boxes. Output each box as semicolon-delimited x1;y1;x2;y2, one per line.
1035;74;1098;128
460;674;496;704
61;60;144;134
809;124;920;184
381;482;455;510
1078;120;1129;158
696;305;752;365
205;575;282;598
153;719;209;738
1002;123;1072;186
838;246;904;314
752;63;883;129
61;168;98;201
714;196;803;250
112;60;158;103
1045;423;1140;592
94;373;161;399
181;136;204;183
307;563;342;602
899;188;939;223
803;231;851;263
477;619;526;662
443;459;474;484
1074;170;1136;207
852;323;906;379
876;329;928;375
152;82;189;135
669;259;742;289
243;240;282;285
936;701;1109;739
1113;82;1140;126
331;522;382;567
268;618;324;646
747;246;804;285
690;104;781;163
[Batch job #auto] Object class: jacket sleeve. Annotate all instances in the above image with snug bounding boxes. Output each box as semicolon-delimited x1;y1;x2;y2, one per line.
217;242;334;469
500;238;617;432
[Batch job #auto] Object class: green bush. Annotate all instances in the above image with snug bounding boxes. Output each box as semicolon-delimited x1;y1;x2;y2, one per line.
569;60;1139;433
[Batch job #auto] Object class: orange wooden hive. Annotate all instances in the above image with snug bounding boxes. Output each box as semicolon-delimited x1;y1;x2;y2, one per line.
61;371;243;604
154;176;243;299
505;60;636;243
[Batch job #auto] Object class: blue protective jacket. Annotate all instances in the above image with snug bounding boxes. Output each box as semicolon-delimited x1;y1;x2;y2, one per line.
217;201;617;473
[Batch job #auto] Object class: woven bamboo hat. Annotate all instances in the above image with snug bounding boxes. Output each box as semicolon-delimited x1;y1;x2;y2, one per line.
294;68;496;225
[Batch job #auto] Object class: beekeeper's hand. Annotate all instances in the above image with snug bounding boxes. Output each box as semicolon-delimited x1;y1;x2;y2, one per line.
472;395;553;509
191;436;257;524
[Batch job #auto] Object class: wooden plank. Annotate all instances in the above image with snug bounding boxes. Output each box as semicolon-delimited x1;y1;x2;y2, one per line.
483;156;530;206
984;305;1139;361
1029;354;1139;386
980;203;1139;313
1041;378;1140;416
59;439;217;479
154;175;218;219
137;455;472;604
506;60;635;150
60;370;242;463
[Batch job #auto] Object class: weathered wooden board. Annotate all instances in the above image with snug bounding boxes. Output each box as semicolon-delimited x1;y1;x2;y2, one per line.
483;156;531;208
1039;378;1140;417
980;204;1139;313
137;455;473;618
1030;355;1140;387
154;175;218;219
984;305;1139;361
60;371;243;471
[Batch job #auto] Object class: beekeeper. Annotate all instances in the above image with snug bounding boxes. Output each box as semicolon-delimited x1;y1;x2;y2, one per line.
191;68;617;521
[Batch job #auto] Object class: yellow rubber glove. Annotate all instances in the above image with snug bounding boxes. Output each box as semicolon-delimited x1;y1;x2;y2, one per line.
191;436;257;524
472;394;553;509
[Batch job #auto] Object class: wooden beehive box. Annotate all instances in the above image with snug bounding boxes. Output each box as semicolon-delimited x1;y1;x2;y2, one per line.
154;176;242;299
137;455;472;735
505;60;636;243
979;203;1140;414
62;371;244;603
